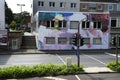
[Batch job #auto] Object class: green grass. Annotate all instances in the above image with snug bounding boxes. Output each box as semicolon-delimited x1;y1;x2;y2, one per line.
107;61;120;72
0;64;84;79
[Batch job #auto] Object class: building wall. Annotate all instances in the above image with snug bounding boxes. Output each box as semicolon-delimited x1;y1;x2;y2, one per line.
0;0;5;30
0;0;7;47
32;0;80;15
31;0;120;50
35;11;110;50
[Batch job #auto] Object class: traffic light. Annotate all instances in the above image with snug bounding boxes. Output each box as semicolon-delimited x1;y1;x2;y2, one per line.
71;36;77;46
111;37;116;46
80;37;84;46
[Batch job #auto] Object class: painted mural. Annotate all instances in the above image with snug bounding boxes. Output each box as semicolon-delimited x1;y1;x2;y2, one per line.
36;11;110;50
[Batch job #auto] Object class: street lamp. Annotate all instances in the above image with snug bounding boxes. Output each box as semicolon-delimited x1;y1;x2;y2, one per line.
17;4;25;13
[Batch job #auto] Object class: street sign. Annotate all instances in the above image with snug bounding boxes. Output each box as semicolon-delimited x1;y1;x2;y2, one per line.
76;50;80;56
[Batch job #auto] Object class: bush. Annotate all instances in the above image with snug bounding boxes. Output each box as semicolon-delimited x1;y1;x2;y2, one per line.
107;61;120;72
0;64;84;79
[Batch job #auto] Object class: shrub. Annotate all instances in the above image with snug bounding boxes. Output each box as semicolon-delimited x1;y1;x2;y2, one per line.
0;64;84;79
107;61;120;72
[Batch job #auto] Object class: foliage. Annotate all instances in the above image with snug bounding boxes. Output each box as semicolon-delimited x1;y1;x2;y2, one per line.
5;2;14;25
107;61;120;72
13;11;31;31
0;64;84;79
9;21;17;30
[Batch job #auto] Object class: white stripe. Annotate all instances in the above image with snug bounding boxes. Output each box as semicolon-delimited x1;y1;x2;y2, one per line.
44;76;67;80
105;52;120;57
56;54;66;64
84;54;106;65
75;75;81;80
56;54;81;80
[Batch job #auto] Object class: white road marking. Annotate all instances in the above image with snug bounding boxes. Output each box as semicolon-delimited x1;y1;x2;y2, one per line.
56;54;66;64
56;54;81;80
83;54;106;65
44;76;67;80
105;52;120;57
75;75;81;80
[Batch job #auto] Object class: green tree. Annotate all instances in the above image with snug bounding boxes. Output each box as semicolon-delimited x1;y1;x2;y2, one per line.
9;21;17;30
14;11;31;31
5;2;14;25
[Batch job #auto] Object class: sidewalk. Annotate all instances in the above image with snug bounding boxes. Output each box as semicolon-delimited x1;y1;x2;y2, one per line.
84;67;114;73
0;49;45;54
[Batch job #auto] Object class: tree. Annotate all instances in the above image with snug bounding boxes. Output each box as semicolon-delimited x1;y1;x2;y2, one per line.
9;21;17;30
5;2;14;25
14;11;31;31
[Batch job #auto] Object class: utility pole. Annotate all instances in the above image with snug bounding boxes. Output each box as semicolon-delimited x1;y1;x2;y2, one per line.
77;22;80;67
17;4;25;13
115;35;119;64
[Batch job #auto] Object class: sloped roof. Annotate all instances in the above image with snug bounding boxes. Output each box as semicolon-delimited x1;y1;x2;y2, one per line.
80;0;120;3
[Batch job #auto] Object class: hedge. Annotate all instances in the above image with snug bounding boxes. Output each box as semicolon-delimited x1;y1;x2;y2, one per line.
0;64;84;79
107;61;120;72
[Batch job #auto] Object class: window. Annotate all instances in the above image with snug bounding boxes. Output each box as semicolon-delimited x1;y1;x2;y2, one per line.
108;4;113;11
84;38;90;44
111;19;116;27
93;22;102;29
89;4;96;12
93;38;101;45
119;37;120;46
60;2;66;8
38;1;44;6
117;19;120;28
58;21;67;28
12;39;18;49
47;20;66;28
111;18;120;28
58;37;67;44
51;21;55;27
46;21;55;28
46;37;55;44
70;21;79;29
96;4;104;12
82;21;90;29
71;3;76;8
80;3;89;12
82;4;87;9
49;2;55;7
98;4;102;10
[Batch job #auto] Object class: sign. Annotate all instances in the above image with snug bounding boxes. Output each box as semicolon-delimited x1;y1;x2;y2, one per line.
76;50;80;56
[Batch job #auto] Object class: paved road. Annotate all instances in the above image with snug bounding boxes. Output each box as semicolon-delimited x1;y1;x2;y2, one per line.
0;51;119;67
7;73;120;80
0;50;120;80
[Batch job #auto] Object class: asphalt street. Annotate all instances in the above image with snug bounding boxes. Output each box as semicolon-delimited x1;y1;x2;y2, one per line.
0;51;119;68
0;50;120;80
6;73;120;80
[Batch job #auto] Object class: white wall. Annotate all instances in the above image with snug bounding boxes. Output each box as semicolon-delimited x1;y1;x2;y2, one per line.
0;0;5;30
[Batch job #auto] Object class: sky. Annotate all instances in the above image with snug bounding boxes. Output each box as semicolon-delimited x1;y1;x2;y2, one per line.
5;0;32;13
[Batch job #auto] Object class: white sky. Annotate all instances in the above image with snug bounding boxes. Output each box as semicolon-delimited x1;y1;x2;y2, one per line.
5;0;32;13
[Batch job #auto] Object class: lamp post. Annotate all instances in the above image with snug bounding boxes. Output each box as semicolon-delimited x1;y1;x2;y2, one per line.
17;4;25;13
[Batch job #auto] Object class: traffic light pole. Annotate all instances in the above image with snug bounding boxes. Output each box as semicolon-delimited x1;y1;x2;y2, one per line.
77;23;80;67
115;35;119;64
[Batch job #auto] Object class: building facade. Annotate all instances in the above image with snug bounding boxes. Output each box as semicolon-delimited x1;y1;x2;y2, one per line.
31;0;120;50
0;0;7;49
